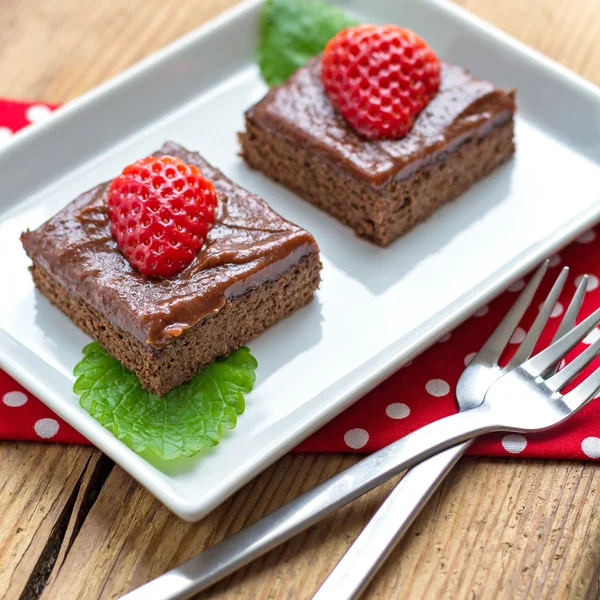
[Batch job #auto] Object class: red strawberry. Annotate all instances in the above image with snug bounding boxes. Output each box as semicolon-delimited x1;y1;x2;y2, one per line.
107;155;218;278
321;24;441;140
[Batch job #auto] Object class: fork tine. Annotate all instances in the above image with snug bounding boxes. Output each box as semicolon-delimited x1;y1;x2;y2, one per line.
478;261;549;363
546;274;588;377
552;275;588;343
526;305;600;375
547;333;600;390
562;355;600;411
506;266;569;369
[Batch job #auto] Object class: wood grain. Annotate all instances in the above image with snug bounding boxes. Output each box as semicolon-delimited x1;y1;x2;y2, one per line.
0;0;242;101
0;443;96;599
1;0;600;599
37;456;600;600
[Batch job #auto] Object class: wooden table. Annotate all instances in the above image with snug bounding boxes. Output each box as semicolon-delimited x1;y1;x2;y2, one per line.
2;1;600;598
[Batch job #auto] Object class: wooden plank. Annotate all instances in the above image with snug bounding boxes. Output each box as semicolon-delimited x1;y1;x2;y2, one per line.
40;457;600;599
42;451;114;590
0;443;96;600
42;454;393;598
460;0;600;85
369;458;600;600
1;0;600;598
0;0;242;102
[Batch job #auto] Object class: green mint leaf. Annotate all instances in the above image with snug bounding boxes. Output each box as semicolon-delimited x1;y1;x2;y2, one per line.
258;0;358;86
73;342;257;460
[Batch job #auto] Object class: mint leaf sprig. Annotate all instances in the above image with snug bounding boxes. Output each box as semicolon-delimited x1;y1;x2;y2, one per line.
73;343;257;460
258;0;358;86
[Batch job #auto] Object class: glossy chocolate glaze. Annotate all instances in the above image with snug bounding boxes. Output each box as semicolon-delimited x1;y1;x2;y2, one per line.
247;57;516;187
21;142;319;349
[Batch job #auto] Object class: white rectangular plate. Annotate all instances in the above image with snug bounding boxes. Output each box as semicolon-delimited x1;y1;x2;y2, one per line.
1;0;600;521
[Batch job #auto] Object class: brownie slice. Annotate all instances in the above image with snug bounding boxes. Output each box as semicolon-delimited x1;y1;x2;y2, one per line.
21;142;321;396
240;57;516;246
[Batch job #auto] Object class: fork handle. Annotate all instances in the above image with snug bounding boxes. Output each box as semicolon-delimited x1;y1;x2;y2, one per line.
312;440;472;600
121;408;492;600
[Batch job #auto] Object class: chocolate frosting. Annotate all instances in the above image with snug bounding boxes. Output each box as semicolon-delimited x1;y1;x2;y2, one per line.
21;142;319;349
247;57;516;187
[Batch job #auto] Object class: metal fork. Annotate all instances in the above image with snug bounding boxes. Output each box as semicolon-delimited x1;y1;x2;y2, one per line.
124;268;600;600
313;262;588;600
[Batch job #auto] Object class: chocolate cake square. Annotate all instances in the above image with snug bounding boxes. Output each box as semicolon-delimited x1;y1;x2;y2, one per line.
21;142;321;396
240;57;516;246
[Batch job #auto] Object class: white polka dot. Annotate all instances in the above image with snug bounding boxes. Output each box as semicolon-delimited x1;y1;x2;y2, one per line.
464;352;477;366
385;403;411;419
548;254;561;267
3;391;28;407
583;328;600;345
575;274;599;292
581;437;600;459
508;279;525;292
577;230;596;244
344;428;369;449
438;333;452;343
425;378;450;397
473;305;489;318
0;126;13;147
25;104;53;124
502;434;527;454
34;418;59;439
538;302;563;318
509;327;526;344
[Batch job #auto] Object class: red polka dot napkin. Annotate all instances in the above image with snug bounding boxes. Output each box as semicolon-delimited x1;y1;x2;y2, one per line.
2;98;600;460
